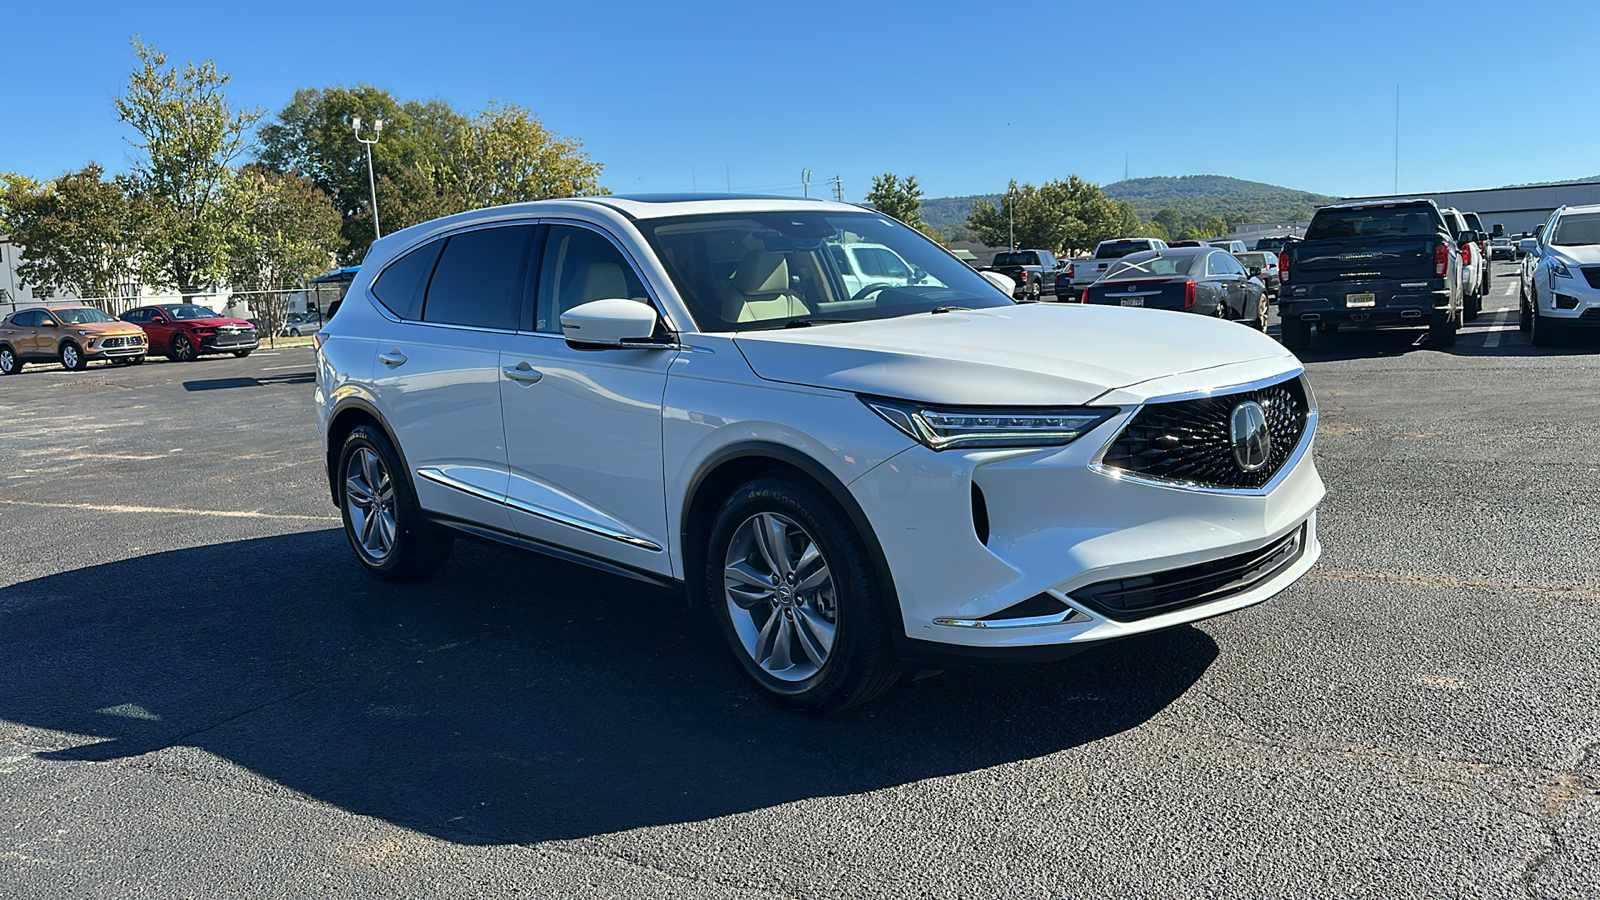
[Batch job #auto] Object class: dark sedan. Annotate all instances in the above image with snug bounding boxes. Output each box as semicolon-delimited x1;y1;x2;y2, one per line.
1080;248;1268;330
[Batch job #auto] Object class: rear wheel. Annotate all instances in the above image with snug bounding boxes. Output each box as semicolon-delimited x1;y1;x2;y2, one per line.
60;341;87;371
0;345;18;375
706;476;900;714
338;424;455;581
1465;289;1481;321
1281;318;1312;351
1429;308;1459;348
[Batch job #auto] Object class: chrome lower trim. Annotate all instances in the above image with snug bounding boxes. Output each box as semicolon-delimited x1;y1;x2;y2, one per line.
415;466;662;552
934;606;1093;629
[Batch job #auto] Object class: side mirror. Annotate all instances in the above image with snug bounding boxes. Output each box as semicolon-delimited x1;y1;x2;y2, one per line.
978;270;1015;295
151;315;167;323
1248;266;1262;277
560;298;664;350
1518;238;1539;256
911;266;928;283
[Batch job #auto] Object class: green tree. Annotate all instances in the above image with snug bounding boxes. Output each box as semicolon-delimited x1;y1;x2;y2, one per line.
446;102;606;209
967;180;1069;250
865;173;927;230
1;172;43;233
1152;208;1186;239
114;37;262;295
1;164;144;301
227;166;343;341
257;86;469;259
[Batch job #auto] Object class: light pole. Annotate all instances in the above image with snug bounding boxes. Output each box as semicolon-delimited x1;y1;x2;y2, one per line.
352;116;384;240
1007;186;1016;250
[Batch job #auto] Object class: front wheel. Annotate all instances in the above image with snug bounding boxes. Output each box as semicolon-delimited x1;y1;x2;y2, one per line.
338;425;455;581
706;476;900;714
1530;306;1563;347
60;342;87;371
127;354;146;366
1519;283;1532;332
1253;292;1269;331
233;350;252;358
169;333;196;362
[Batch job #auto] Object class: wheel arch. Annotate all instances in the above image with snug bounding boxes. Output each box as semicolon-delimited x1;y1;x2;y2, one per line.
679;442;902;634
323;398;413;509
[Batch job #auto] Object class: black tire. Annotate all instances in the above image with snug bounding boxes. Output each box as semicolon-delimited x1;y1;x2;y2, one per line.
169;333;196;362
1530;305;1563;347
0;344;18;375
704;476;900;714
289;328;301;337
233;350;252;358
127;355;146;366
337;424;455;581
1281;318;1312;351
1429;309;1459;348
59;341;88;371
1253;292;1269;332
1519;283;1533;333
1465;290;1480;321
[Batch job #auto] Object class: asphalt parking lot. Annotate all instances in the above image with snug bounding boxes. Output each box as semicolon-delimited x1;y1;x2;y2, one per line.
2;260;1597;898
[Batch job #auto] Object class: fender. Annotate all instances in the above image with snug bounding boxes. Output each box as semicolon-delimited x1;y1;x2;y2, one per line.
680;441;906;642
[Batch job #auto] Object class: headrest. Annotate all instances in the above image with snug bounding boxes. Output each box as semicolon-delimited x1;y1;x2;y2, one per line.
731;251;789;295
578;262;627;304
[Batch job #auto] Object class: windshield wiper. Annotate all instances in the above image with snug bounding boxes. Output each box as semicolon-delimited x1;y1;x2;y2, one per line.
930;306;970;314
781;317;853;328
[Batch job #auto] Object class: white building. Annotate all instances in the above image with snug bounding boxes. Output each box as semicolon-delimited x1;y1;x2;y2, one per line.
1345;180;1600;237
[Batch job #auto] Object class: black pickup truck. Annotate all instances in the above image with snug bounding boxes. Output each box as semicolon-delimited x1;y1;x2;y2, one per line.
1277;199;1464;350
984;249;1061;300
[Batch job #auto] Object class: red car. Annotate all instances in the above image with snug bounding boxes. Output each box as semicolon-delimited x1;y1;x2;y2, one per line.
120;304;260;361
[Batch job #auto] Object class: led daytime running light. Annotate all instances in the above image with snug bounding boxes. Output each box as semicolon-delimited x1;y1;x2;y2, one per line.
865;398;1113;451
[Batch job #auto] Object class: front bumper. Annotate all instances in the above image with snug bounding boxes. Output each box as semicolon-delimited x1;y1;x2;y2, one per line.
848;398;1324;657
199;333;261;352
84;335;147;358
1544;271;1600;327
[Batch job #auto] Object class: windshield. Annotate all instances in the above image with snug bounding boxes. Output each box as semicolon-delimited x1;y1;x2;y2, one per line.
1306;206;1441;240
1551;213;1600;247
1094;241;1150;260
164;305;222;320
635;210;1014;332
991;251;1039;266
1104;252;1198;279
53;308;117;325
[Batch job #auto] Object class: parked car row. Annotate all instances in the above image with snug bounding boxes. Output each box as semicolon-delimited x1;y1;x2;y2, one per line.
1517;203;1600;346
0;303;259;373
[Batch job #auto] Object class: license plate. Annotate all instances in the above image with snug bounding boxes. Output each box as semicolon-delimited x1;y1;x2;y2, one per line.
1347;293;1376;308
1120;297;1143;307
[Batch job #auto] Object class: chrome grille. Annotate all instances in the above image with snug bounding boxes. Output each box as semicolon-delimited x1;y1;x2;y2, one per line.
1100;376;1310;489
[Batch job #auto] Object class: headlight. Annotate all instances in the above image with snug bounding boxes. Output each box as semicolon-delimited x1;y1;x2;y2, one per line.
77;330;94;336
1550;259;1572;279
863;397;1116;451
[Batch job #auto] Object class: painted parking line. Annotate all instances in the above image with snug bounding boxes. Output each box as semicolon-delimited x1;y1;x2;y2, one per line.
1483;309;1513;348
0;499;337;522
261;364;312;372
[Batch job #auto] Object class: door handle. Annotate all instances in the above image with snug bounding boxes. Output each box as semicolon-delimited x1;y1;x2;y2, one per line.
378;349;407;367
502;361;543;385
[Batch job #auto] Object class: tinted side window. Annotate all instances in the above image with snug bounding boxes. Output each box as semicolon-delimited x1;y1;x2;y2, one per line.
124;309;149;323
13;311;38;327
534;226;651;334
422;226;532;330
373;240;444;320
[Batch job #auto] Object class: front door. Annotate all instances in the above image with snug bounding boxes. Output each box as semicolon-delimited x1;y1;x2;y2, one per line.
499;223;678;576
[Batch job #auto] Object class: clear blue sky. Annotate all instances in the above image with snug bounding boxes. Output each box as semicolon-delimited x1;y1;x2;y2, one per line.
2;0;1592;200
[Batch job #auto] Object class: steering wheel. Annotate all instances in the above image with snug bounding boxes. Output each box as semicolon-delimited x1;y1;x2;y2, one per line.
851;282;894;302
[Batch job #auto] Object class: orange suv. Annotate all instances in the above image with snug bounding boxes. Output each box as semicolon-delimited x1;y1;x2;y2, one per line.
0;306;148;374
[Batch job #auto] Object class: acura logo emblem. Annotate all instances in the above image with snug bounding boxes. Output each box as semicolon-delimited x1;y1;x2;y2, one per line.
1229;401;1272;472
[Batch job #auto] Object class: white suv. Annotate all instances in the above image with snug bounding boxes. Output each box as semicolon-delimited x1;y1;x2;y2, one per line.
314;196;1325;712
1520;203;1600;346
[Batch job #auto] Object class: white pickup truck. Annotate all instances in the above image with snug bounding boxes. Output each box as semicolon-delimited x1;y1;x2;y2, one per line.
1061;237;1169;297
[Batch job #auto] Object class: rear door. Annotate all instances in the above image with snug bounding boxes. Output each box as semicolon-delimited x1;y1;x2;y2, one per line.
372;224;534;532
498;222;678;575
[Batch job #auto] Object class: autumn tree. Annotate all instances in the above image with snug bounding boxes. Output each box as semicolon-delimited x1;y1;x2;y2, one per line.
227;166;343;341
1;164;144;302
114;37;262;295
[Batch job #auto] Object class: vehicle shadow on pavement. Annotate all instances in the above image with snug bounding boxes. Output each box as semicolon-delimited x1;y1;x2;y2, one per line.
182;373;316;391
0;530;1216;845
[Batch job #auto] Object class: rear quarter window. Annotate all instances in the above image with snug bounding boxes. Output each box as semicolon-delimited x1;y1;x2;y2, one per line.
421;225;532;330
372;240;445;320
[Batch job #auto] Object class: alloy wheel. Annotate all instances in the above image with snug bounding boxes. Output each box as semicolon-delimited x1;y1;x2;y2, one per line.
344;447;398;564
722;512;838;682
62;344;79;369
0;347;14;374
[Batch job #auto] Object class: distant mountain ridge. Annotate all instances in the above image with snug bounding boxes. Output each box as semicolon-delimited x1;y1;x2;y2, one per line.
919;175;1339;233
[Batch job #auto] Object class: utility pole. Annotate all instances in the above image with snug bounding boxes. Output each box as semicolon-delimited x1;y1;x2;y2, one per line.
352;116;384;240
828;176;844;202
1394;85;1400;194
1125;152;1129;181
1007;185;1017;250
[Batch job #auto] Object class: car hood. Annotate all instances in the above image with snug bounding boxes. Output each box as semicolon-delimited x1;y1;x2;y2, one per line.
1548;245;1600;265
731;304;1297;406
176;317;255;328
72;321;145;336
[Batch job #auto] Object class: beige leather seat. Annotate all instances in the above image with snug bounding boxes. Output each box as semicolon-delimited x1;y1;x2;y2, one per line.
719;251;808;323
